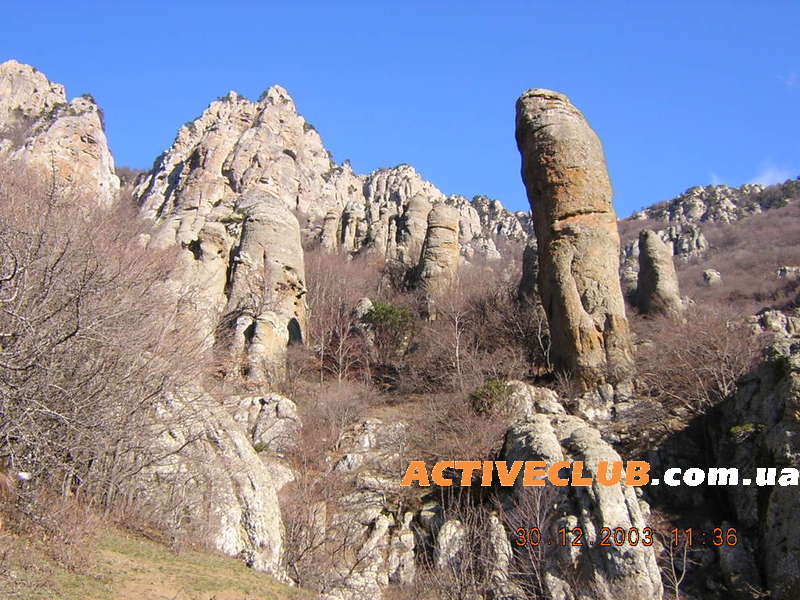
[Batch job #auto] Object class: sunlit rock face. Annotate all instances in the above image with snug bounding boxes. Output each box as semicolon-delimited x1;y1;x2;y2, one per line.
515;88;633;389
0;60;119;206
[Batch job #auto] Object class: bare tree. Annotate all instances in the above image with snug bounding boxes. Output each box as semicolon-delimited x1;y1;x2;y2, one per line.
304;250;379;384
0;163;205;524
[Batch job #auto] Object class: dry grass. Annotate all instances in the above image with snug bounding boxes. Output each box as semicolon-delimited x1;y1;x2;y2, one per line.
679;201;800;309
0;525;308;600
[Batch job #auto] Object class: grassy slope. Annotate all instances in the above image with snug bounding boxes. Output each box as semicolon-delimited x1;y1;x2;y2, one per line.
1;528;311;600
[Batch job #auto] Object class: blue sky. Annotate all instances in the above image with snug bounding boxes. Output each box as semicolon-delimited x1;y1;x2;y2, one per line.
4;1;799;216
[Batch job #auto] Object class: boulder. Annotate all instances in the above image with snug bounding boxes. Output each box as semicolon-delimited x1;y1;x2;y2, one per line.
702;269;722;286
515;89;633;389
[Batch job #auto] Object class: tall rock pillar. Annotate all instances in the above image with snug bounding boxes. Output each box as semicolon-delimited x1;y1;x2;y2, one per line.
515;89;633;389
637;229;683;316
412;203;460;320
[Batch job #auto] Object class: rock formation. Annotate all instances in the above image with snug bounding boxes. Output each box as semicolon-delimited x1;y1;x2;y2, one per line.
620;223;708;289
636;229;683;315
517;238;539;305
155;187;307;383
501;411;663;600
220;191;307;381
143;393;286;578
515;88;633;389
708;326;800;600
0;60;119;206
397;192;433;265
134;88;527;268
410;203;461;319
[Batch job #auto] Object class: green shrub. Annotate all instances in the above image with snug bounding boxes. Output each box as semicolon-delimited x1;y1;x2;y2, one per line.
366;299;412;333
469;379;511;415
364;300;414;385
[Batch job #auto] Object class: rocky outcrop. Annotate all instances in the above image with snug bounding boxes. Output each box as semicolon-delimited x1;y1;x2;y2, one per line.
630;180;800;225
502;380;565;420
515;88;633;389
142;393;285;578
411;203;461;319
0;60;119;206
233;393;301;454
220;191;307;381
471;195;530;240
136;86;340;242
134;87;527;267
636;229;683;315
708;327;800;600
501;412;663;600
318;417;413;600
776;265;800;281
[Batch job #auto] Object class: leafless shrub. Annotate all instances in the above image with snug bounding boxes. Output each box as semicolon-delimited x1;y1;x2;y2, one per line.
634;303;764;416
279;468;376;593
305;249;382;384
405;392;509;465
658;531;693;600
497;486;559;597
19;487;103;571
0;163;206;536
403;262;548;395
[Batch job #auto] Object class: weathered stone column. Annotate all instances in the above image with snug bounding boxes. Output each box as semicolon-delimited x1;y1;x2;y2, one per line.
637;229;683;316
412;203;460;320
222;191;307;382
515;89;633;389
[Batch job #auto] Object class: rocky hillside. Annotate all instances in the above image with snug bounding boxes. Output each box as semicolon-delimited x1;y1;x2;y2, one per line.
619;178;800;292
134;86;530;266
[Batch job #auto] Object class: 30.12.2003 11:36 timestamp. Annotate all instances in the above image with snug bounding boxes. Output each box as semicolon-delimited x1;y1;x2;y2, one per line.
513;527;739;547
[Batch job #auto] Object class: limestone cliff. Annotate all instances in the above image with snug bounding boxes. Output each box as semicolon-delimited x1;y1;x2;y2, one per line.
0;60;119;206
135;88;528;268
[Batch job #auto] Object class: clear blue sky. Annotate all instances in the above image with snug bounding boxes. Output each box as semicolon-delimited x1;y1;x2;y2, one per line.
4;2;799;216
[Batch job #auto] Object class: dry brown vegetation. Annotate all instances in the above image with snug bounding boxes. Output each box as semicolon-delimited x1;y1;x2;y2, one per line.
0;163;213;562
679;200;800;308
